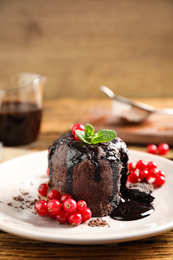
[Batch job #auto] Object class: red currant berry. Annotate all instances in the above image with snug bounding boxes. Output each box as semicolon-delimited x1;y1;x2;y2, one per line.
38;183;48;197
136;160;147;171
47;189;61;201
48;212;57;220
148;168;159;179
34;200;48;216
81;207;92;222
61;194;73;203
147;144;157;154
157;143;169;155
72;123;85;136
77;200;87;212
128;162;136;172
128;170;139;183
147;161;157;170
158;170;165;178
47;199;61;215
139;169;148;181
155;175;165;187
56;210;69;224
63;198;77;213
68;212;82;226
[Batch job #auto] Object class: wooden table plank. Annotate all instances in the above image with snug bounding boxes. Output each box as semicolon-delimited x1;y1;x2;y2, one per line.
0;231;173;260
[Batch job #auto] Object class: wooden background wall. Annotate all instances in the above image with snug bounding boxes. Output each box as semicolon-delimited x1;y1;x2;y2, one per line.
0;0;173;99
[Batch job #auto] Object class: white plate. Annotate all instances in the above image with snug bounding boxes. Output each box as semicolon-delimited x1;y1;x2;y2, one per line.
0;150;173;245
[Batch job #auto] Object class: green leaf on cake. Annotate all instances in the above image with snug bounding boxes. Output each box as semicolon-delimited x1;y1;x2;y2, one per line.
75;130;91;144
75;123;116;144
84;124;95;141
90;129;116;144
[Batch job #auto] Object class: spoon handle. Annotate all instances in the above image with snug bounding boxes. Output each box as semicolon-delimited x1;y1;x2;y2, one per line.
100;85;115;99
156;108;173;115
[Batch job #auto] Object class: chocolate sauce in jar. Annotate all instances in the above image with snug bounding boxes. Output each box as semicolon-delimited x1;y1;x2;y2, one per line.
110;194;154;221
0;101;42;146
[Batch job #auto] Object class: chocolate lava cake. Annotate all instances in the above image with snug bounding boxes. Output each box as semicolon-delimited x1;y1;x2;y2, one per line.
48;132;128;217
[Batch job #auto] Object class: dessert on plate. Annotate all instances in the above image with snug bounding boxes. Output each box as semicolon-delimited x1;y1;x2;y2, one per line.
48;123;129;217
35;124;167;224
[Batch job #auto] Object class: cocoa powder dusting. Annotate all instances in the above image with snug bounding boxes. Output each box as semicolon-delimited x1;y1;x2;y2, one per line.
13;195;24;202
88;218;110;227
7;190;36;211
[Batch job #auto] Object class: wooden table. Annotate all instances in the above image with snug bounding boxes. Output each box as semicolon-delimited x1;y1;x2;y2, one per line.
0;98;173;260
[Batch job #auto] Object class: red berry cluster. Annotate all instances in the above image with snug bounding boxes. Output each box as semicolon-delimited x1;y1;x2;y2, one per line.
128;160;165;187
72;123;84;140
34;183;92;226
147;143;169;155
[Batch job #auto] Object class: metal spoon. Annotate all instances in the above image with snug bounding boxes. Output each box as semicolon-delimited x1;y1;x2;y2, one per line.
100;85;173;124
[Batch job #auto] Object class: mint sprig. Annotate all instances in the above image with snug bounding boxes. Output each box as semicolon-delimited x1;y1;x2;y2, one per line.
75;123;116;144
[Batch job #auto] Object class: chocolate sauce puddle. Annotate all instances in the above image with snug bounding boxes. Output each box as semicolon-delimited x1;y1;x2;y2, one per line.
110;194;154;221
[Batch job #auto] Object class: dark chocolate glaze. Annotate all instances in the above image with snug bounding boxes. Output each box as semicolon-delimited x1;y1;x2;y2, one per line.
48;132;129;217
110;194;154;221
110;182;155;221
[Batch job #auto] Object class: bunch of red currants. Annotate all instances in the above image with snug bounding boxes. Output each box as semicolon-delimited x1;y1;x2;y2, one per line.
34;183;92;226
128;160;165;187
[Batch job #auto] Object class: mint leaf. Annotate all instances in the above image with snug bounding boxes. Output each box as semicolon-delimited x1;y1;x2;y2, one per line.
75;130;90;144
90;129;116;144
84;124;95;140
74;123;116;145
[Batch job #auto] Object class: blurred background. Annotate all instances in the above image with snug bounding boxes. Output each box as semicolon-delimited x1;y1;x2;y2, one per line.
0;0;173;100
